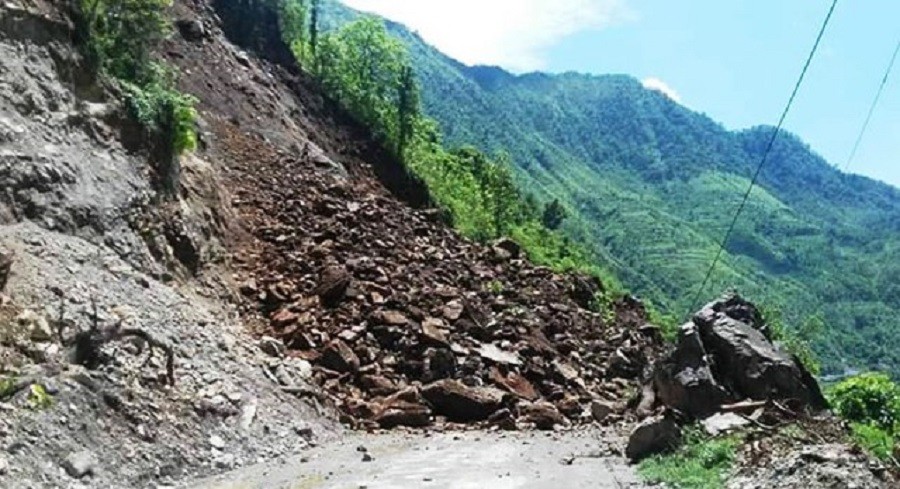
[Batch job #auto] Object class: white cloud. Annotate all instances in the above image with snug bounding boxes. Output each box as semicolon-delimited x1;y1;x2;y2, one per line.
340;0;634;72
642;77;682;103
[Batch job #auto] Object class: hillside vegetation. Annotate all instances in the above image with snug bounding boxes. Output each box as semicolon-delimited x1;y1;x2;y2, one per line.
313;2;900;378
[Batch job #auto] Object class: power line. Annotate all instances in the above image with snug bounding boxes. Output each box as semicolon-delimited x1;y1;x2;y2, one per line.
842;37;900;171
685;0;840;318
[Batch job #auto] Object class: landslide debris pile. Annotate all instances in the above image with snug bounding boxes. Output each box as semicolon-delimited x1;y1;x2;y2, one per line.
157;0;663;432
224;125;661;430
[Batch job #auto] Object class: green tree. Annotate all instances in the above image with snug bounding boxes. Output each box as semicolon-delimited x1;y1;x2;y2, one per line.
77;0;172;81
279;0;308;62
542;198;568;230
397;64;419;156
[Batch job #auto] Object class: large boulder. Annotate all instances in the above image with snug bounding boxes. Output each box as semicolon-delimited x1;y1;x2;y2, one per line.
653;322;729;418
651;294;827;418
421;379;507;421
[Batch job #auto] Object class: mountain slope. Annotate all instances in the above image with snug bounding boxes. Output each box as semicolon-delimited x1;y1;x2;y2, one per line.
330;3;900;377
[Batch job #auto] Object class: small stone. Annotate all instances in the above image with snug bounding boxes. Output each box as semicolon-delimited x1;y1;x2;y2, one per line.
209;435;226;450
590;401;614;422
62;450;97;478
320;340;360;373
626;416;681;462
215;453;236;469
17;310;52;342
361;452;374;462
258;336;285;357
0;455;8;475
700;412;749;436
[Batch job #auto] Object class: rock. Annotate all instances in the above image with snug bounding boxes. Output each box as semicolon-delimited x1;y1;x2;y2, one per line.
320;340;360;373
0;454;8;475
175;18;206;42
625;415;681;462
653;322;729;418
476;343;522;366
239;397;258;431
490;369;538;401
312;265;351;306
521;402;566;430
421;379;507;421
699;309;826;408
362;452;374;462
374;310;408;326
570;274;602;310
701;412;749;436
374;400;432;428
441;301;464;321
652;294;827;418
258;336;285;357
420;318;449;347
17;310;52;342
0;249;12;291
491;238;521;260
209;435;226;450
270;308;299;328
62;450;97;478
590;401;614;422
214;454;236;469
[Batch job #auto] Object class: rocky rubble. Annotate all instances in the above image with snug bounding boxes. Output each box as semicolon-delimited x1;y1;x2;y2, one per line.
728;444;890;489
221;123;662;431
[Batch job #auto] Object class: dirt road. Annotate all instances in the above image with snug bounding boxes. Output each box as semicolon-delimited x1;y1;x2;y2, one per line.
188;429;645;489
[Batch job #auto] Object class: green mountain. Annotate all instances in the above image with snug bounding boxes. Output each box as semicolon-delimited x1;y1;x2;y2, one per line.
328;4;900;377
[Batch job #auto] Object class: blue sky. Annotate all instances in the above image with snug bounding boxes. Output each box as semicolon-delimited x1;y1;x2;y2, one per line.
342;0;900;188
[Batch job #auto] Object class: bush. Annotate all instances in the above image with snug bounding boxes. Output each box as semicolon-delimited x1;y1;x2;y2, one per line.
76;0;196;156
829;373;900;432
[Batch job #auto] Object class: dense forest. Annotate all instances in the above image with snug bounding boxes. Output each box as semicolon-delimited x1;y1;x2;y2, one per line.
314;2;900;378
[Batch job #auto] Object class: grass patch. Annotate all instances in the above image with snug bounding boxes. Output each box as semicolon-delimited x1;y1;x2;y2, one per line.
850;422;896;462
638;429;739;489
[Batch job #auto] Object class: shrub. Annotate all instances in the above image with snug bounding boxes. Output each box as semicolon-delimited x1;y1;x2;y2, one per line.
829;372;900;432
76;0;197;156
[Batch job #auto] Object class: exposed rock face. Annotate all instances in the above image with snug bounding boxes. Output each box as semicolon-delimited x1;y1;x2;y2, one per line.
652;294;827;418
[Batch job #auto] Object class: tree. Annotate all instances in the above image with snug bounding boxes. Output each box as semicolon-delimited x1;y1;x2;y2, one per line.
310;0;321;62
397;64;419;156
77;0;173;82
542;199;568;230
279;0;308;63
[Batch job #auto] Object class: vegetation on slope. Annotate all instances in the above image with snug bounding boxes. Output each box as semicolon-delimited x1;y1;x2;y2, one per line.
313;4;900;378
74;0;197;165
829;373;900;462
269;0;623;295
638;428;739;489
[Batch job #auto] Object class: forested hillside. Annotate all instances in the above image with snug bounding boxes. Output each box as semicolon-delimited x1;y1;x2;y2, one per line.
318;2;900;378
